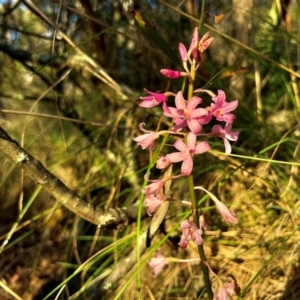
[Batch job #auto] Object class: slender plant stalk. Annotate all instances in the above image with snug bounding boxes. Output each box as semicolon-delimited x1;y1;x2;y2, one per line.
198;0;206;32
187;175;213;299
186;51;213;300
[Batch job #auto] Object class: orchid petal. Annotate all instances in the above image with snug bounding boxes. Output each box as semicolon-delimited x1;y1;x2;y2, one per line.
173;138;187;152
175;91;187;110
181;157;193;175
195;141;211;154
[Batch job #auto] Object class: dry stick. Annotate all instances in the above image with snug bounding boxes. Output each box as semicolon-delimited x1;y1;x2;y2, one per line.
0;125;146;230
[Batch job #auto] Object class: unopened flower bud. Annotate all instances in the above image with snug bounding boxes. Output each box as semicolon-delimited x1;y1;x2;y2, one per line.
160;69;182;78
189;27;200;53
178;43;188;62
198;33;214;52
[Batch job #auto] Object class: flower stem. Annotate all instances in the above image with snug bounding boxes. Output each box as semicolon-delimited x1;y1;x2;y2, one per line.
188;60;196;99
187;57;213;299
198;0;206;32
187;174;213;299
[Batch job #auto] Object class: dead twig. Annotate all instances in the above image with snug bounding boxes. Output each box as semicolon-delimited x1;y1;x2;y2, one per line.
0;125;146;229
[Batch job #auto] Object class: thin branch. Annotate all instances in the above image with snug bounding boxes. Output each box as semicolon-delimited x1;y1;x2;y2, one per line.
0;125;146;229
22;0;122;93
0;24;61;40
2;0;21;16
0;44;53;85
0;43;65;67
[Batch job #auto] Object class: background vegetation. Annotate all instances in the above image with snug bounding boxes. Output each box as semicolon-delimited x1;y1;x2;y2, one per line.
0;0;299;299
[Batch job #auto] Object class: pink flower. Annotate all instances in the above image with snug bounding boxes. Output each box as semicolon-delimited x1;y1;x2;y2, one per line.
195;187;238;225
163;91;208;134
133;132;158;150
215;286;230;300
189;27;199;53
215;199;238;225
144;194;165;216
197;111;213;125
224;281;240;297
143;178;165;195
161;69;180;78
178;219;204;248
200;215;210;230
156;156;172;169
160;69;182;78
139;89;166;108
188;27;200;62
198;32;214;53
133;123;159;150
148;248;169;277
211;123;240;154
166;132;210;175
215;281;239;300
179;43;188;62
187;29;213;62
211;90;238;123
